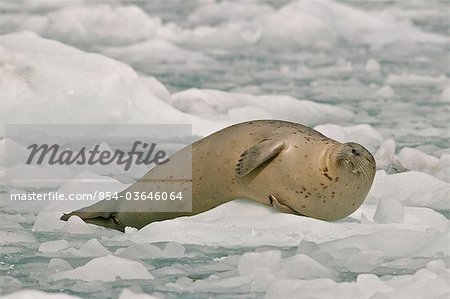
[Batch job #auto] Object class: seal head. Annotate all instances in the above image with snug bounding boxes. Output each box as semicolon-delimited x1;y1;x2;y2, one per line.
269;140;376;221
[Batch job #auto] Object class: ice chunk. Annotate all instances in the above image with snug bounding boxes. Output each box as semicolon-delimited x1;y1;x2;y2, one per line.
103;39;210;69
317;230;443;260
247;267;277;292
440;85;450;101
151;266;186;277
373;197;404;223
33;212;81;233
436;154;450;182
39;240;70;253
0;276;22;294
314;124;383;152
365;59;381;72
360;213;370;224
260;4;336;49
5;164;75;189
48;258;73;273
266;278;339;299
367;170;450;210
168;275;251;293
0;138;30;168
416;230;450;257
387;265;450;298
414;268;438;281
62;215;108;235
118;289;159;299
296;240;320;256
42;5;159;47
140;76;171;103
170;89;353;126
276;0;446;47
0;32;216;136
0;289;81;299
188;1;272;26
49;255;153;282
374;139;396;170
162;242;185;257
386;74;446;86
181;0;447;51
124;226;138;234
310;78;374;102
426;260;446;273
33;171;127;232
134;198;447;247
281;254;336;280
76;238;110;257
57;170;127;200
374;85;395;99
395;147;440;174
0;230;36;245
356;274;394;298
116;242;186;259
237;250;281;276
133;199;338;247
116;243;163;260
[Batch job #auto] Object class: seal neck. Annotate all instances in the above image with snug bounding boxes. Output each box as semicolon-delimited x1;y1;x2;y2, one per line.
319;144;338;171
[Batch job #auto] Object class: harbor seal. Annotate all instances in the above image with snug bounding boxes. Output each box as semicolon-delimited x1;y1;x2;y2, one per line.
61;120;376;231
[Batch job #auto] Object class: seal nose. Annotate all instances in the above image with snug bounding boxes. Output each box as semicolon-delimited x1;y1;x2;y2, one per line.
351;148;360;156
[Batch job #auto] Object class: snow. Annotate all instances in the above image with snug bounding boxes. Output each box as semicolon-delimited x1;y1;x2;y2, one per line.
0;0;449;298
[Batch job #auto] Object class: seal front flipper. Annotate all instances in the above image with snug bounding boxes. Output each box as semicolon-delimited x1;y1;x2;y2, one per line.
236;139;286;177
269;194;302;216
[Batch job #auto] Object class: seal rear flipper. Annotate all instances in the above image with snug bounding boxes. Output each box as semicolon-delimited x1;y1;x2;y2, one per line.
269;194;303;216
236;139;286;177
60;210;125;231
60;200;124;231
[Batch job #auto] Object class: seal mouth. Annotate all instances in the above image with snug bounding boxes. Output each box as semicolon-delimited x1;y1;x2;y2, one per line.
337;156;367;175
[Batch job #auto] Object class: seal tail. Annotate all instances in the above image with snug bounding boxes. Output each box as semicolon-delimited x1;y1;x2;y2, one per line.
60;200;124;231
